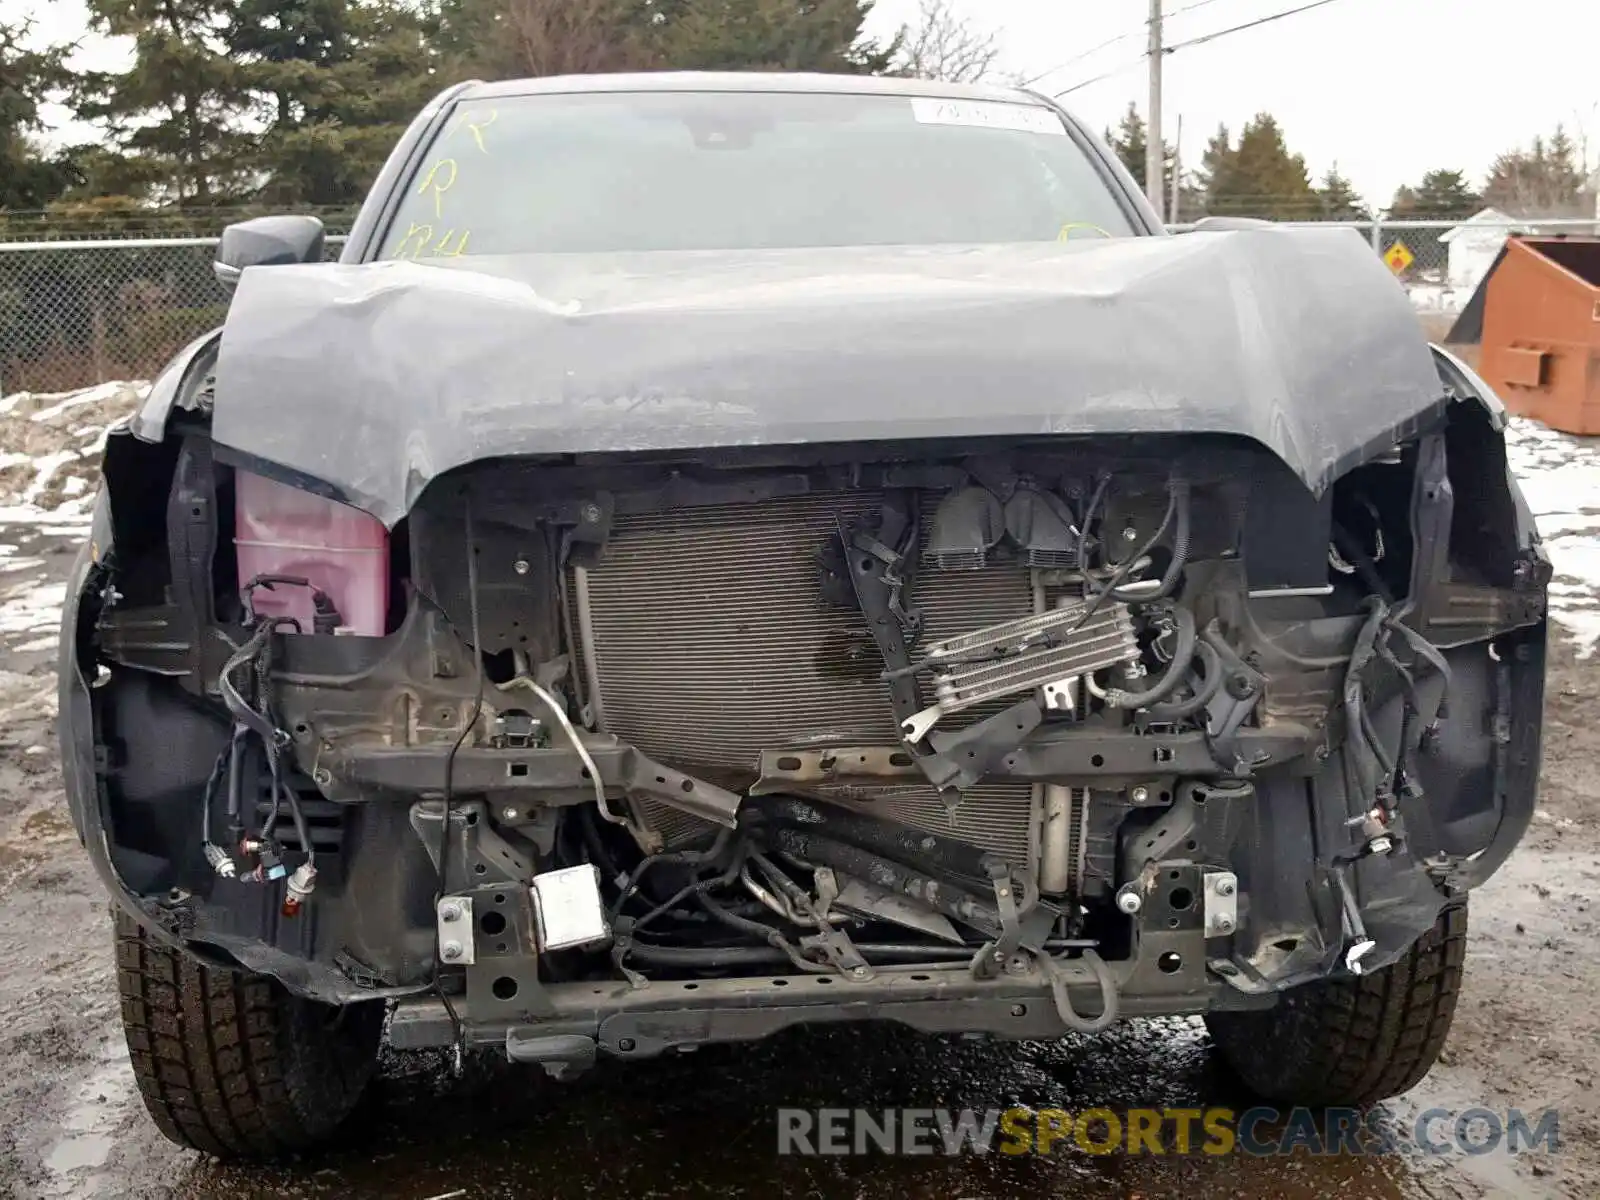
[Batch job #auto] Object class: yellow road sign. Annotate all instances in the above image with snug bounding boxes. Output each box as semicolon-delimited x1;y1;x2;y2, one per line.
1384;240;1415;274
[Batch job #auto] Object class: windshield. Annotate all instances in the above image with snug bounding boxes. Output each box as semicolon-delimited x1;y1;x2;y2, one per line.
381;90;1139;259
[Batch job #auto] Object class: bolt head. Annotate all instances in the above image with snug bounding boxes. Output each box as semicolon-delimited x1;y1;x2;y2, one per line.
513;558;531;575
1121;525;1139;542
850;965;869;978
502;808;520;822
440;941;463;961
1215;917;1235;934
1116;889;1143;914
1370;836;1394;856
617;1037;636;1052
582;503;603;524
1130;785;1150;804
1216;879;1236;897
440;901;464;922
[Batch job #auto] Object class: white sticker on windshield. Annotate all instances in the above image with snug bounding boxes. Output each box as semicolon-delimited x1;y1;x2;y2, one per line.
910;97;1065;136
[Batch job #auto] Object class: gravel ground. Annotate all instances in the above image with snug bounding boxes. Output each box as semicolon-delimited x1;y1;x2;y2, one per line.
0;378;1596;1200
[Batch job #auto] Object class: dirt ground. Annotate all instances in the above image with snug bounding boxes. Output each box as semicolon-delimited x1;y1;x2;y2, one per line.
0;518;1595;1200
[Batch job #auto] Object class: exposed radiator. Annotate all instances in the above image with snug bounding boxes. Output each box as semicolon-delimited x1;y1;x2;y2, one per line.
575;491;1043;868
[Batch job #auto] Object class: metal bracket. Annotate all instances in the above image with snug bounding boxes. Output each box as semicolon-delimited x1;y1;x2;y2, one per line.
800;927;874;980
972;858;1025;980
436;895;475;965
833;504;925;733
924;698;1043;792
1201;871;1238;938
750;746;921;793
410;799;530;885
1200;622;1268;770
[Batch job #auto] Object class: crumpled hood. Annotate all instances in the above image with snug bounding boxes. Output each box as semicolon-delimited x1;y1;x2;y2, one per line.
211;229;1444;526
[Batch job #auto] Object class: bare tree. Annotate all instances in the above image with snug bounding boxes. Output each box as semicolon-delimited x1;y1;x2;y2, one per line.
497;0;654;78
892;0;1002;83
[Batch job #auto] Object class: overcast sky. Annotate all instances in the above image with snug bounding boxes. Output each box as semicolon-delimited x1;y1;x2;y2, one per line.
9;0;1599;211
863;0;1600;206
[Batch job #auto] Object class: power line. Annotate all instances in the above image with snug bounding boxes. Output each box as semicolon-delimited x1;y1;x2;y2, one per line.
1022;0;1232;89
1021;27;1142;87
1054;60;1144;98
1052;0;1350;98
1166;0;1233;18
1166;0;1346;52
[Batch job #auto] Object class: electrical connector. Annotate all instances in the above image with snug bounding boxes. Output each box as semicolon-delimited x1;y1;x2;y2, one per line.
254;840;287;882
202;842;236;878
282;862;317;917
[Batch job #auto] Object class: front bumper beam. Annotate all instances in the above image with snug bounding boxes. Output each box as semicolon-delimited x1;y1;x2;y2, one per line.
388;960;1272;1065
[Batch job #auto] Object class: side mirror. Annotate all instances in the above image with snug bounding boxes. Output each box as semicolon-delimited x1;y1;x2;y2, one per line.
214;215;326;290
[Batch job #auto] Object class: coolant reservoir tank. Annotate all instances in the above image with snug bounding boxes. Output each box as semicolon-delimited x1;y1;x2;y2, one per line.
234;470;389;636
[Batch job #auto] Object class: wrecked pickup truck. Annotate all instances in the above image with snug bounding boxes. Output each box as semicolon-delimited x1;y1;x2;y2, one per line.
60;72;1549;1158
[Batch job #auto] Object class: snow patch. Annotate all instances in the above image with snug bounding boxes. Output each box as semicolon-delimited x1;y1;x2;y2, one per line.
0;380;147;516
1505;418;1600;656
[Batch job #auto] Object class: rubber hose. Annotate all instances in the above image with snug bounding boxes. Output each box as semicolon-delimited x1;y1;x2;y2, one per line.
1105;605;1198;710
1143;640;1225;722
1112;478;1191;603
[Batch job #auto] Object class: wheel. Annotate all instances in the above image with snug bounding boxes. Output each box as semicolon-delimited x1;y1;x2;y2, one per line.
1206;898;1466;1107
113;908;385;1159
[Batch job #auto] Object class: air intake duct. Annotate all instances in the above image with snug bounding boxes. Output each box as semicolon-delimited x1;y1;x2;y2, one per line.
924;486;1004;570
1005;486;1080;569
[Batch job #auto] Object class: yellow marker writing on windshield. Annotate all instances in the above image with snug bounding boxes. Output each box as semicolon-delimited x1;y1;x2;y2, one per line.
393;221;434;259
417;159;458;219
432;229;471;257
458;108;497;154
1058;222;1113;242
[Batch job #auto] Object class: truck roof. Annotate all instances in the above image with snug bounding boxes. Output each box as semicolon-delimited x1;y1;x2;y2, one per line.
457;70;1052;108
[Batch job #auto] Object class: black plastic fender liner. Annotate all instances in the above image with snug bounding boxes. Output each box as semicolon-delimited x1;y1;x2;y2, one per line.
1448;620;1546;889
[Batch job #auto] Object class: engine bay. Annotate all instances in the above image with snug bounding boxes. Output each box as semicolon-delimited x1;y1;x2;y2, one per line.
72;417;1550;1048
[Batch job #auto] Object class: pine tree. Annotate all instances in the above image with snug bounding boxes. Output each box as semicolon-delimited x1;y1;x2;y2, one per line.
1315;166;1368;221
75;0;257;204
1389;169;1480;220
1103;102;1176;197
229;0;444;206
644;0;894;73
1198;114;1315;220
438;0;655;80
446;0;893;81
0;21;73;211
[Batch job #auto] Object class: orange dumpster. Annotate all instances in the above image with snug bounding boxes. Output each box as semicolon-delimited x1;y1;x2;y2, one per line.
1473;236;1600;435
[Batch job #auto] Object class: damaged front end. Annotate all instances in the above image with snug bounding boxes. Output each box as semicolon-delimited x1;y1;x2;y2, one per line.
60;336;1548;1067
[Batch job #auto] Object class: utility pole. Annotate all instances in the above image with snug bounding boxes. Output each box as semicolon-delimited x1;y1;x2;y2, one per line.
1169;113;1183;223
1146;0;1164;213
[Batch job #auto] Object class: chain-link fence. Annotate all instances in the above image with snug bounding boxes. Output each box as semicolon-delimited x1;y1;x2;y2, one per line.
3;216;1599;394
0;235;347;395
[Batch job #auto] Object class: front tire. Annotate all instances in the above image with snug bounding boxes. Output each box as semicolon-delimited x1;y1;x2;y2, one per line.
1206;898;1466;1106
114;909;384;1159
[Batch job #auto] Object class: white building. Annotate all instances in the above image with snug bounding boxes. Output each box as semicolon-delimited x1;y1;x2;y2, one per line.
1439;207;1529;293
